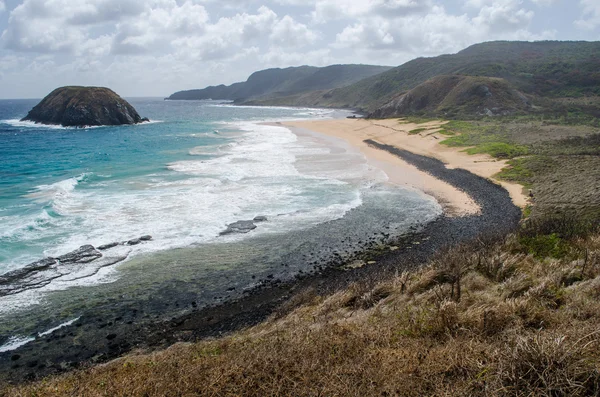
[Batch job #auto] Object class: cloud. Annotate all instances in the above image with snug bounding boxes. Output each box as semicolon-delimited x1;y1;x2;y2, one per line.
575;0;600;30
0;0;147;53
0;0;586;98
312;0;432;23
111;1;210;55
473;0;534;35
259;47;331;66
270;15;318;47
332;0;548;59
529;0;557;5
170;6;278;61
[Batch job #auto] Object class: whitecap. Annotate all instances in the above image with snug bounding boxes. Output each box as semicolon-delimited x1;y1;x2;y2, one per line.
0;317;81;353
0;336;35;353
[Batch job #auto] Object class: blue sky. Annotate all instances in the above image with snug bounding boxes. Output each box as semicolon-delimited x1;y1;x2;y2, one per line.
0;0;598;98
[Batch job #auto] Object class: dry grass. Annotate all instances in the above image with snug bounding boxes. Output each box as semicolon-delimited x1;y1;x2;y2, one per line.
3;230;600;397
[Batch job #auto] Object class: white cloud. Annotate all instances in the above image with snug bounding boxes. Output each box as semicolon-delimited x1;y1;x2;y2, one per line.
312;0;432;23
529;0;557;5
473;0;534;35
332;0;547;59
335;22;395;49
170;6;278;61
575;0;600;30
270;15;318;47
111;1;210;55
0;0;586;98
260;47;331;66
1;0;147;53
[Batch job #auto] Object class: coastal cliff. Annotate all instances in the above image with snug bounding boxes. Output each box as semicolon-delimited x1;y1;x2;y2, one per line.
22;86;148;127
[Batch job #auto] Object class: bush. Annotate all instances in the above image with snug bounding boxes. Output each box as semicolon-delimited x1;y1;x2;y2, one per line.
495;332;600;396
519;233;570;259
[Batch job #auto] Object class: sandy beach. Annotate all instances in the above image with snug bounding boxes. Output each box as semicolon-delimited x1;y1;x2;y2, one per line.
281;118;528;213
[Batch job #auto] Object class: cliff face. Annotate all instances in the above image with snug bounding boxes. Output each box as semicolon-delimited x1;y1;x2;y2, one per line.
22;86;148;127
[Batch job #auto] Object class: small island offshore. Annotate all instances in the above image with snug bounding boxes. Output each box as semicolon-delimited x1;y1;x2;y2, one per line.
21;86;149;127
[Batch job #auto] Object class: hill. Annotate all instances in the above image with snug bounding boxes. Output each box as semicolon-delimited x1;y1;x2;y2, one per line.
259;41;600;113
166;64;392;102
22;86;148;127
369;75;533;118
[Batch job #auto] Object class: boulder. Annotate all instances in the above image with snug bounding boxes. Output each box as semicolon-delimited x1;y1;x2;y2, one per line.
21;86;148;127
56;245;102;264
220;220;258;235
97;242;119;251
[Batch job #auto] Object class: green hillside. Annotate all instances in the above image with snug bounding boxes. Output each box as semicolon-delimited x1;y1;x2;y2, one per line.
287;41;600;112
166;64;392;101
369;75;533;119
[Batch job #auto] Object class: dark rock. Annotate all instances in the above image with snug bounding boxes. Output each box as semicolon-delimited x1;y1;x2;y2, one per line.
126;238;142;246
220;220;257;235
0;258;56;286
253;216;268;222
97;242;119;251
21;86;148;127
106;334;117;340
11;355;20;361
139;235;153;241
56;245;102;264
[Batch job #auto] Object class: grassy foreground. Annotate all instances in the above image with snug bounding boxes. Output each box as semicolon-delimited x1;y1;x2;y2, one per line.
3;217;600;396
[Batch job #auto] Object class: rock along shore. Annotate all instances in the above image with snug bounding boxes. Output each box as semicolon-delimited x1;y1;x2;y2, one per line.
0;142;521;384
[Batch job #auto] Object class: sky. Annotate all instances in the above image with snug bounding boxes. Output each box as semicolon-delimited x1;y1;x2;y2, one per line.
0;0;598;98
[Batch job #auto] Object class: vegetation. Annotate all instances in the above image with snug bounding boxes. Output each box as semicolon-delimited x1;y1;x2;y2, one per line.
369;75;534;119
408;127;428;135
398;116;434;124
167;64;392;101
439;122;529;159
5;216;600;396
431;119;600;220
496;156;557;188
318;41;600;112
168;42;600;121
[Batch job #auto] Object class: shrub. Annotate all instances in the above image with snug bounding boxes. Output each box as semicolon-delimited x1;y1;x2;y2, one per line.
494;332;600;396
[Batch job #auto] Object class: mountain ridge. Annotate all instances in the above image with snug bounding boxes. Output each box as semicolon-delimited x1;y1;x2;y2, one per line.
166;64;392;102
310;40;600;113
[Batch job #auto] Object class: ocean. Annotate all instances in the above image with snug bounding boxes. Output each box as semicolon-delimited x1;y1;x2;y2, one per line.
0;98;442;352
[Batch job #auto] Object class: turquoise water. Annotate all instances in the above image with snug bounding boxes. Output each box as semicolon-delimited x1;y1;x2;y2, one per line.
0;99;378;274
0;99;445;351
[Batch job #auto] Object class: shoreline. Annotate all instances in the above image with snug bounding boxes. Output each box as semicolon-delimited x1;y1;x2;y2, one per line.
281;118;528;209
0;118;522;384
275;121;480;217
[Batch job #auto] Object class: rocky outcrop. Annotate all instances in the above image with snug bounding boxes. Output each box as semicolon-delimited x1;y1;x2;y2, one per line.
369;75;533;119
22;86;149;127
0;236;153;297
220;217;268;235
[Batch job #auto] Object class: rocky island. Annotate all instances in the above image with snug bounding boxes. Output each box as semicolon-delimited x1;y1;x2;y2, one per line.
21;86;149;127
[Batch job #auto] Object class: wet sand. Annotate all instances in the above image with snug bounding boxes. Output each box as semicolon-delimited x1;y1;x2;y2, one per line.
281;118;528;208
